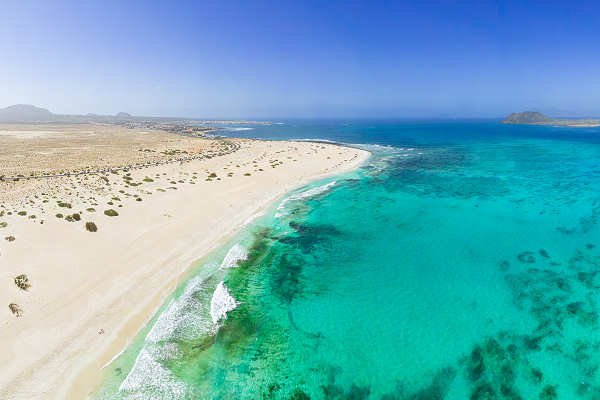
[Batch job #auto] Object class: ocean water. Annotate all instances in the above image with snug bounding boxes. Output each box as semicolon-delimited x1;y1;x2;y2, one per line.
95;120;600;399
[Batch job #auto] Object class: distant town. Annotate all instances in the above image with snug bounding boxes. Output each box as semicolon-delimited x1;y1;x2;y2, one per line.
0;104;275;138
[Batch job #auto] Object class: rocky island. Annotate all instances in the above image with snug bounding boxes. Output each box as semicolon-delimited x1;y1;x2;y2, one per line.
502;111;600;127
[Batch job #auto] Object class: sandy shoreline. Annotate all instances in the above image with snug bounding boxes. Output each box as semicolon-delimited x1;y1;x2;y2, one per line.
0;130;369;399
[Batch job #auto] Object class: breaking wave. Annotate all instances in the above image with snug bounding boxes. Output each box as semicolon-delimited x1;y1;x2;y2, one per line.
220;244;248;269
210;281;238;325
145;276;212;344
119;278;240;398
275;181;337;218
118;347;187;399
224;127;254;131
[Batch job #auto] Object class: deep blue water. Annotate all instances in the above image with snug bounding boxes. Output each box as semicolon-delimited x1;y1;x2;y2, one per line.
98;120;600;399
218;119;600;147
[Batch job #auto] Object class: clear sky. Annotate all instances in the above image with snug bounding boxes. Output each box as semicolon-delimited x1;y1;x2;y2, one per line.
1;0;599;118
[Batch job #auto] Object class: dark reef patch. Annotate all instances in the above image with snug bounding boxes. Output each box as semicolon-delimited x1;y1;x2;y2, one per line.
556;205;600;236
274;221;341;254
270;254;306;303
517;251;536;264
490;243;600;398
289;389;311;400
373;148;511;200
237;228;274;270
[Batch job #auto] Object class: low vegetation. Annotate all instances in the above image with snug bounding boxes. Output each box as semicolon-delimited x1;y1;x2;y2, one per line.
85;222;98;232
9;303;23;317
14;274;31;291
104;209;119;217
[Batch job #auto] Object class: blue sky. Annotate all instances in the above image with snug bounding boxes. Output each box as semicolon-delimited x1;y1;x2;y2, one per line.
1;1;599;118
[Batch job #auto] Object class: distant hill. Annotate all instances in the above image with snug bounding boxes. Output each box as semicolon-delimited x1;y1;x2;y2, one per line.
502;111;554;124
0;105;140;123
0;104;54;122
502;111;600;127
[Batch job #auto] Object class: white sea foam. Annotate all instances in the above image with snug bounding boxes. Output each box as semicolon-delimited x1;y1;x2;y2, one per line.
275;181;337;218
292;138;341;144
224;127;254;131
119;272;238;396
243;210;265;226
210;282;238;325
145;276;212;343
102;347;127;369
119;348;187;399
220;244;248;269
120;276;215;397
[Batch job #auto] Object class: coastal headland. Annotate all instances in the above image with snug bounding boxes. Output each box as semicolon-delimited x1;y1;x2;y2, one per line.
0;122;369;399
501;111;600;127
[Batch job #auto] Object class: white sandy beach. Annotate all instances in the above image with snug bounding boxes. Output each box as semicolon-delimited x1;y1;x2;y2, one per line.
0;136;369;399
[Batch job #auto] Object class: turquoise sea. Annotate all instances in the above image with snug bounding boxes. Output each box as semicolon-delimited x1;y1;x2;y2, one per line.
96;120;600;399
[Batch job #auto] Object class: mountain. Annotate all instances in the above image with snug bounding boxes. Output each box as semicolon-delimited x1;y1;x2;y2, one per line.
501;111;554;124
0;104;55;122
501;111;600;127
0;105;140;123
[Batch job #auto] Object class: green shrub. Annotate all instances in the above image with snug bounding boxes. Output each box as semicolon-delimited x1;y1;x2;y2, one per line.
17;211;27;216
85;222;98;232
0;221;7;228
8;303;22;317
143;177;154;182
56;213;64;218
5;236;15;242
208;172;217;178
14;274;30;291
86;208;96;212
65;215;74;222
71;213;81;221
58;202;72;208
104;209;119;217
244;173;251;176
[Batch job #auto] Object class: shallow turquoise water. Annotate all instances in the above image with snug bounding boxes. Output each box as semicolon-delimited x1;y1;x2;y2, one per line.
97;121;600;399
